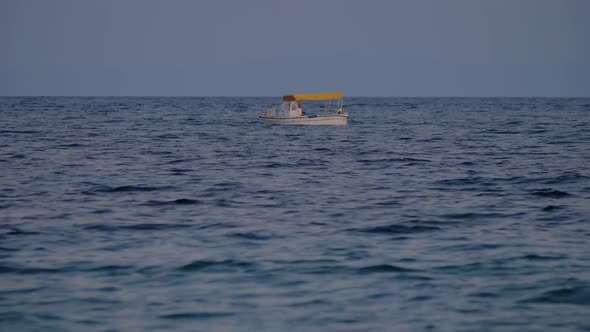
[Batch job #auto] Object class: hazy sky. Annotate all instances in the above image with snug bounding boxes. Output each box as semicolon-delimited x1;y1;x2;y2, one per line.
1;0;589;96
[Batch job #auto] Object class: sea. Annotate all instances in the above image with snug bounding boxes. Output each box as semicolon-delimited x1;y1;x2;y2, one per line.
1;97;589;331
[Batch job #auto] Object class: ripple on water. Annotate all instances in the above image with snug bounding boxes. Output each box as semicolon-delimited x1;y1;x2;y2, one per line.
142;198;201;206
441;212;524;220
0;228;41;236
542;173;590;185
523;286;590;306
179;260;255;272
83;223;193;232
159;312;234;320
542;205;564;212
84;185;173;194
529;188;571;198
356;223;441;234
356;264;415;273
227;232;279;241
0;264;67;275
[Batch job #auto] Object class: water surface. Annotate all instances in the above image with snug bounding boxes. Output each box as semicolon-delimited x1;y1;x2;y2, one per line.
1;97;589;331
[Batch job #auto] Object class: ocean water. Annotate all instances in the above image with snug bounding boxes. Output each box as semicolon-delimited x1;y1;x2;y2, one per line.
1;97;589;331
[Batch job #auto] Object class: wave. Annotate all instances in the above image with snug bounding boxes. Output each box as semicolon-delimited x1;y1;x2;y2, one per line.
542;205;564;212
358;157;431;164
179;259;255;272
543;173;590;184
356;223;440;234
0;130;41;134
0;265;66;274
1;228;41;236
85;185;172;194
530;188;571;198
142;198;200;206
84;223;192;232
159;312;234;320
441;212;523;220
523;286;590;305
356;264;415;273
227;232;278;240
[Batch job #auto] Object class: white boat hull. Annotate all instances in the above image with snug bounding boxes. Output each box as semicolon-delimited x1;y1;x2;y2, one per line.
259;115;349;126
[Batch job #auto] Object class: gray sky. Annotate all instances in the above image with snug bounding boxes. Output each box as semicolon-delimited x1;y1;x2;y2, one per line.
1;0;589;96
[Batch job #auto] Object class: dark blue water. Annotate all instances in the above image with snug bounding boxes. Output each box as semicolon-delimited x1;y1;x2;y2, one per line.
1;97;589;331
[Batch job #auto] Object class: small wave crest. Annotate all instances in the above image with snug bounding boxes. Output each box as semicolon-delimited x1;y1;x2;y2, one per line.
357;264;415;273
84;185;172;194
84;223;192;232
356;223;440;234
523;286;590;305
530;188;571;198
142;198;200;206
159;312;234;320
179;259;255;272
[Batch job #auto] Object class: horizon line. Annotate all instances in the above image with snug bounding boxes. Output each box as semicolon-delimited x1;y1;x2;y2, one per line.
1;95;589;99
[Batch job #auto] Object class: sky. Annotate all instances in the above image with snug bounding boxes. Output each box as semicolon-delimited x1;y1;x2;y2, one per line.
1;0;589;97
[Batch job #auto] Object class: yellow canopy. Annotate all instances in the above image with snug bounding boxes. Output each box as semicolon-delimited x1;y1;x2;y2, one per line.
283;92;343;102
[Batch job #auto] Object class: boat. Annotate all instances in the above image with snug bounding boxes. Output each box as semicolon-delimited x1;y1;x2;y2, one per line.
258;92;349;126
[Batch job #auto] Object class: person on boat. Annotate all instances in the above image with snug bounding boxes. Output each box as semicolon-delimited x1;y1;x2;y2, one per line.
298;103;306;116
279;101;304;118
279;102;290;118
289;102;303;117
